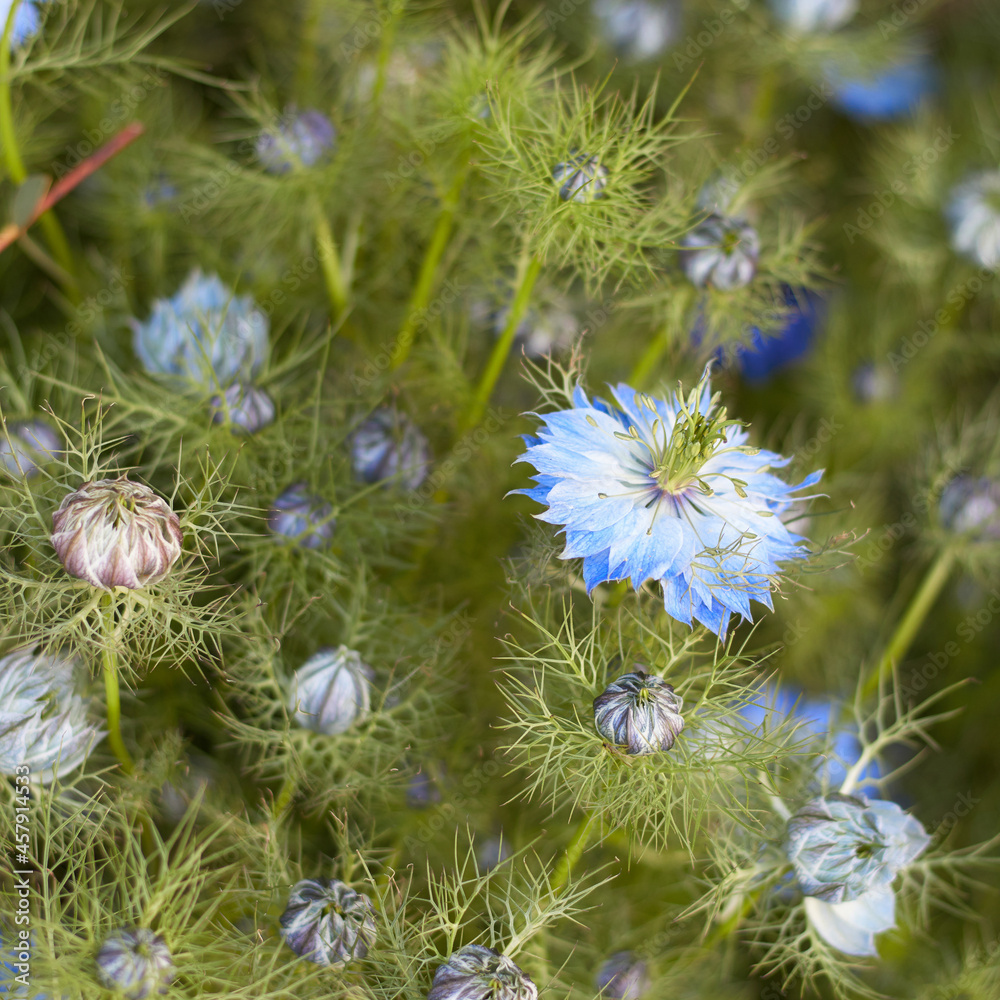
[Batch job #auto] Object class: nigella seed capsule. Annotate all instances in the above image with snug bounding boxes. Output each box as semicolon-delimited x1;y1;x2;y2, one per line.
0;419;61;478
95;928;174;1000
51;477;183;590
288;646;374;736
268;483;335;549
552;154;608;203
428;944;538;1000
593;671;684;754
279;878;377;966
350;407;431;490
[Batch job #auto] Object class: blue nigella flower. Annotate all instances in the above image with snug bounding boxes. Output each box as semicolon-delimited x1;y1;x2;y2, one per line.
256;109;337;174
513;372;823;636
268;483;335;550
592;0;682;61
681;214;760;290
132;269;269;391
1;0;41;49
740;684;881;794
946;170;1000;270
824;52;935;122
769;0;857;34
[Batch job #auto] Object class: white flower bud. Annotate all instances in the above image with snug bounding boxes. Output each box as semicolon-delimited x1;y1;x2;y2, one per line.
288;646;374;735
51;477;183;590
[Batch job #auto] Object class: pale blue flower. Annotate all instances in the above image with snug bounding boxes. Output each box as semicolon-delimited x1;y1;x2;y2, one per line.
513;375;822;636
268;483;335;549
804;886;896;956
939;475;1000;539
132;270;269;390
946;170;1000;269
210;382;275;435
770;0;857;34
593;0;681;61
0;419;60;478
785;794;929;904
0;0;41;49
256;109;336;174
350;408;431;490
681;214;760;290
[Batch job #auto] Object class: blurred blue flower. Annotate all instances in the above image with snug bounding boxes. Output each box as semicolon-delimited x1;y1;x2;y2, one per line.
851;362;899;404
350;408;431;490
824;52;935;122
729;287;824;383
939;475;1000;539
595;951;649;1000
740;684;880;793
210;382;275;435
406;769;441;808
268;483;335;550
769;0;857;33
681;214;760;290
593;0;681;61
0;419;61;478
1;0;41;49
946;170;1000;270
513;374;822;636
256;109;336;174
132;270;269;390
785;794;929;903
96;928;174;1000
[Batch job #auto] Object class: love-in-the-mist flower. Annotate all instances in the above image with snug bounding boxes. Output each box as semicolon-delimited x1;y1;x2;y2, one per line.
824;53;935;122
593;0;681;61
1;0;42;49
268;483;335;549
256;108;337;174
595;951;650;1000
939;475;1000;539
132;269;269;390
786;794;929;903
946;170;1000;270
681;214;760;290
287;646;374;736
428;944;538;1000
210;382;276;435
51;477;183;590
0;648;102;784
786;794;929;956
279;879;376;966
0;419;60;478
350;408;431;490
552;154;609;203
769;0;857;33
593;671;684;754
95;928;174;1000
513;374;822;636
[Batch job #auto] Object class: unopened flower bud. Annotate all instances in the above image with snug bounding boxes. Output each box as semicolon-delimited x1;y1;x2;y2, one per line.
595;952;649;1000
428;944;538;1000
210;382;276;435
593;671;684;754
51;477;183;590
0;648;102;784
785;794;930;903
268;483;335;549
288;646;374;735
95;928;174;999
279;878;376;966
0;419;60;478
682;214;759;290
552;154;608;203
350;408;431;490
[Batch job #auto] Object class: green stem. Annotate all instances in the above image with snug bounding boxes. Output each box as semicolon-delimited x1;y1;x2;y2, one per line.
548;811;597;896
314;208;348;318
100;596;134;775
272;772;298;818
391;158;470;370
861;547;957;700
0;3;77;295
461;253;542;433
628;326;669;388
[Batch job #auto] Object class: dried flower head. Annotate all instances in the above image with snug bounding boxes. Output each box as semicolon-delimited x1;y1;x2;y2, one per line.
51;477;183;590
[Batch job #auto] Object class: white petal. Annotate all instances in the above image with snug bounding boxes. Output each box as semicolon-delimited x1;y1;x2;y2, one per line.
804;887;896;957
